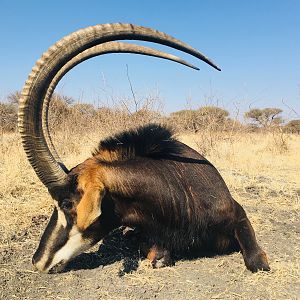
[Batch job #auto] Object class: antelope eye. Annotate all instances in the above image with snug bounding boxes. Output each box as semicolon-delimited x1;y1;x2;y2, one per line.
60;199;73;210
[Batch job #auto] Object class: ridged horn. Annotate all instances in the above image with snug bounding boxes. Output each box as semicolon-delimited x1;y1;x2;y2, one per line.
18;23;221;191
43;41;200;164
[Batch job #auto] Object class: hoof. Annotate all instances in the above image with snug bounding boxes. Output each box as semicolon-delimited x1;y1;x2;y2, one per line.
147;246;173;268
245;250;270;272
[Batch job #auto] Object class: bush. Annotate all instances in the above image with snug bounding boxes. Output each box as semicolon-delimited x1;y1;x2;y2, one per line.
284;119;300;134
169;106;231;133
244;108;283;128
0;102;18;132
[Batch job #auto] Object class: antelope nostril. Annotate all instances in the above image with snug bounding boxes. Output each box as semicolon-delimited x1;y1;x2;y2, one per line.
32;256;36;265
48;261;66;274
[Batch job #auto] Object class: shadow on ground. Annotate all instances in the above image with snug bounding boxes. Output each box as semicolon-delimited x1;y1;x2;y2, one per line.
64;228;142;276
64;227;239;276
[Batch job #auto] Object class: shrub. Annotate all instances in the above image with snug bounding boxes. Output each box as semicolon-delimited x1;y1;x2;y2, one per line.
284;119;300;134
244;108;283;128
0;102;18;132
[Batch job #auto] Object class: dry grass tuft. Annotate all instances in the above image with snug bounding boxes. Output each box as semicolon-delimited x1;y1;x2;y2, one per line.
0;127;299;299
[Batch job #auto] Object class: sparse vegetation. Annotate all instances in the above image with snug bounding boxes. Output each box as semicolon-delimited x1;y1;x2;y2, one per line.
0;92;299;299
1;92;298;139
244;107;283;128
168;106;232;133
0;92;19;133
285;119;300;134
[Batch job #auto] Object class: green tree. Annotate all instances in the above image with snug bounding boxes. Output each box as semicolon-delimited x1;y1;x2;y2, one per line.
244;108;283;128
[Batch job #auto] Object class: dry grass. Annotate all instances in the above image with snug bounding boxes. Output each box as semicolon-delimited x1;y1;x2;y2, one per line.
0;128;299;299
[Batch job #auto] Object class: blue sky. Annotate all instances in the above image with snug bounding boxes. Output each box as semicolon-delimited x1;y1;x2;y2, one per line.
0;1;299;120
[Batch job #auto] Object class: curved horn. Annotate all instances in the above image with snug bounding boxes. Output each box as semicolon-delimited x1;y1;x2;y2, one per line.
43;41;200;164
18;23;221;191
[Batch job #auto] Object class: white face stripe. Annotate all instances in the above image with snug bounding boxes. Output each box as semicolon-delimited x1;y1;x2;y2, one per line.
34;204;72;272
34;201;99;273
45;226;90;273
57;207;67;228
34;207;66;270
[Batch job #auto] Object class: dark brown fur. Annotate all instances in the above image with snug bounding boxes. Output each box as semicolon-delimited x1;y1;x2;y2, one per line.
52;124;270;272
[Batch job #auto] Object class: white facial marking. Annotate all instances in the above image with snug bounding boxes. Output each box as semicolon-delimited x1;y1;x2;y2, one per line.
54;201;67;228
45;226;90;273
34;213;63;272
57;209;67;228
34;203;69;272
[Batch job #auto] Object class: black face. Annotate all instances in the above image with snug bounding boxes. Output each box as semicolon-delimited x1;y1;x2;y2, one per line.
32;206;73;271
32;172;83;272
31;168;109;273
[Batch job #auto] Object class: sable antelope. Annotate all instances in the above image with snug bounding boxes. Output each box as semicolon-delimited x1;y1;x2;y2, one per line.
18;23;270;273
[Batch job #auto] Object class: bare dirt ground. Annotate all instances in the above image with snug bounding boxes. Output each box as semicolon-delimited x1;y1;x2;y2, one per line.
0;131;299;299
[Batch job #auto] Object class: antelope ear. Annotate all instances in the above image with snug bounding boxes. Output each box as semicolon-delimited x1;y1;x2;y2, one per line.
76;187;105;231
